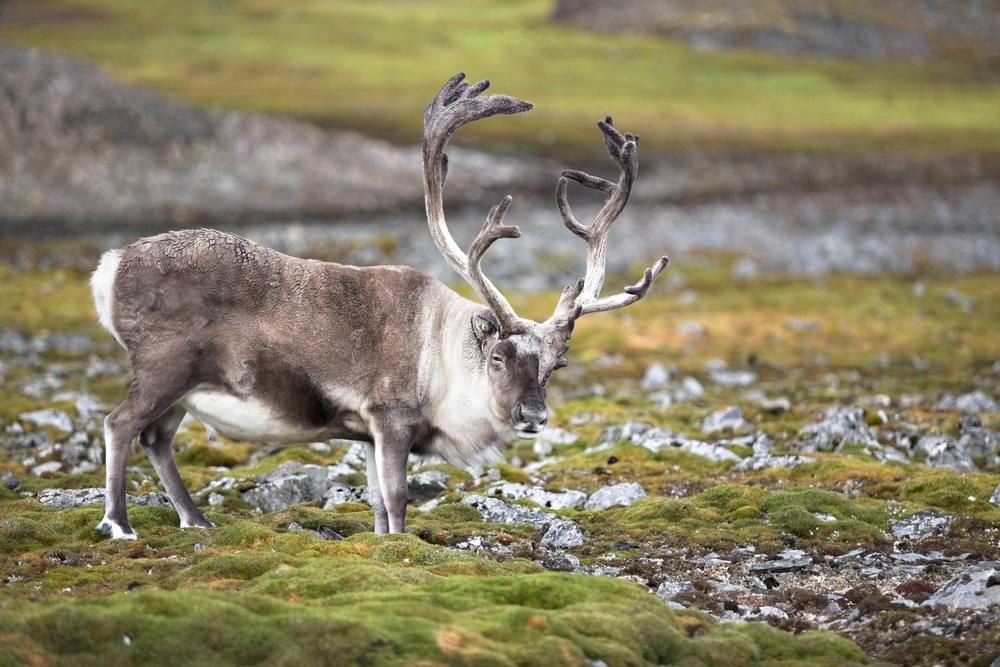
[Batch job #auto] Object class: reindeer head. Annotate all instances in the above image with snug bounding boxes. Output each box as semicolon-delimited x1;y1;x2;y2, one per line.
423;73;668;438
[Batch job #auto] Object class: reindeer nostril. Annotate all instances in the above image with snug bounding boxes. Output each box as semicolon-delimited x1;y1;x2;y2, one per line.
516;403;547;429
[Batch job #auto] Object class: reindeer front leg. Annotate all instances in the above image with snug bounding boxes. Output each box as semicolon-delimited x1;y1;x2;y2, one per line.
367;414;417;534
365;442;390;534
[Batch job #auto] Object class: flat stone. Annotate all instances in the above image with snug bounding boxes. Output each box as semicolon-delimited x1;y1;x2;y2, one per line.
708;369;758;388
19;409;74;434
733;454;814;472
892;510;956;540
797;406;878;452
490;482;587;511
321;483;369;508
407;470;450;501
461;494;584;549
701;406;753;434
36;487;172;509
914;435;978;473
655;581;695;601
30;461;63;476
640;362;670;389
923;561;1000;610
935;390;998;414
540;520;585;549
749;556;812;574
584;482;647;511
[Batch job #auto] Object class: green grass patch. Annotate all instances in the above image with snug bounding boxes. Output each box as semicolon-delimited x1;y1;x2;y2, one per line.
1;0;998;158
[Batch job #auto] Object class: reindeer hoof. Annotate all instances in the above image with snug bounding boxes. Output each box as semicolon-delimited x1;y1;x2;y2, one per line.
96;518;138;540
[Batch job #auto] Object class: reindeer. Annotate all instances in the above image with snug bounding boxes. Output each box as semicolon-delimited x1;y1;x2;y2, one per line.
90;73;668;539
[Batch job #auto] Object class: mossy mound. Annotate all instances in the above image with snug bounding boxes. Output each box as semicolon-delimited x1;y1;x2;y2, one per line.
0;572;870;667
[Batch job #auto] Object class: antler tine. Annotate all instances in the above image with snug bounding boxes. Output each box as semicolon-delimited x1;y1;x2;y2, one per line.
466;196;527;334
422;73;533;321
556;116;640;304
577;256;669;315
551;116;665;321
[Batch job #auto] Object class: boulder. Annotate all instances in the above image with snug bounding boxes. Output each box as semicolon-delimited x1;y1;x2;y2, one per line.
891;510;956;540
923;562;1000;610
460;494;584;549
797;406;879;452
913;435;978;473
701;406;753;434
584;482;647;511
489;482;587;511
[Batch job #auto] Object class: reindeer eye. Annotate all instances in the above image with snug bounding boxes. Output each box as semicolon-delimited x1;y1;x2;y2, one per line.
491;354;504;367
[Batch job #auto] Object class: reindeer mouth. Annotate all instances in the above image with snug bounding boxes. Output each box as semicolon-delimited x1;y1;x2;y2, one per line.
514;425;545;439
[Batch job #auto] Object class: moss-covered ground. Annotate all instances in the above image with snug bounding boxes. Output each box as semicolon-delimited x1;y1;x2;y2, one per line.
1;243;998;664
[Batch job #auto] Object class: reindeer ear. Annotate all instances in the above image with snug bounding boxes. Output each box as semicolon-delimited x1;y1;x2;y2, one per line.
471;312;499;343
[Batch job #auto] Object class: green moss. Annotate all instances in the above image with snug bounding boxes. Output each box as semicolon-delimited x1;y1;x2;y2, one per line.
902;475;985;512
174;442;255;469
696;484;771;512
0;573;875;666
0;516;60;555
176;551;293;585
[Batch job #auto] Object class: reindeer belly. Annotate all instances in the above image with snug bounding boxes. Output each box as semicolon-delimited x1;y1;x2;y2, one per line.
181;390;369;444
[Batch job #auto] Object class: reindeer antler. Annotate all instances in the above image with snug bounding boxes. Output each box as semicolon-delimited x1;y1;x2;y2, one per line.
422;73;533;335
422;75;668;377
554;117;668;316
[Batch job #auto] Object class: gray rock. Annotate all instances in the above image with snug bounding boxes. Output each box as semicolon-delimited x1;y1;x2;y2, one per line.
30;460;63;476
640;362;670;389
797;406;879;452
990;484;1000;510
922;561;1000;610
701;406;753;434
935;390;998;414
531;426;579;457
541;552;581;571
535;426;579;446
891;510;956;540
913;435;978;473
321;483;369;508
18;409;74;434
584;482;646;511
607;422;743;463
2;471;19;490
339;442;368;469
678;376;705;400
957;415;1000;463
749;553;812;574
601;421;652;445
748;606;789;621
407;470;450;501
461;494;584;549
490;482;587;511
287;522;343;541
655;581;695;601
540;520;586;548
37;487;172;509
242;464;329;513
708;369;758;388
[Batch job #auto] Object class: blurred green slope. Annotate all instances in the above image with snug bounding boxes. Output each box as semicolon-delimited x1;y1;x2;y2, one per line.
1;0;998;159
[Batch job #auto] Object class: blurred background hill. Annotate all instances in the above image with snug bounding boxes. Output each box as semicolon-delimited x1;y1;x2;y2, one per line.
0;0;997;273
554;0;1000;60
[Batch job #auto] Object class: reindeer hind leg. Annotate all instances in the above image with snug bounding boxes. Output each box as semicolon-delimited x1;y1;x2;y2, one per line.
98;367;194;539
139;404;214;529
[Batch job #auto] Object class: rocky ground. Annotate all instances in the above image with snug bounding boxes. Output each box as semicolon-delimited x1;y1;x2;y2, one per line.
2;321;999;665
